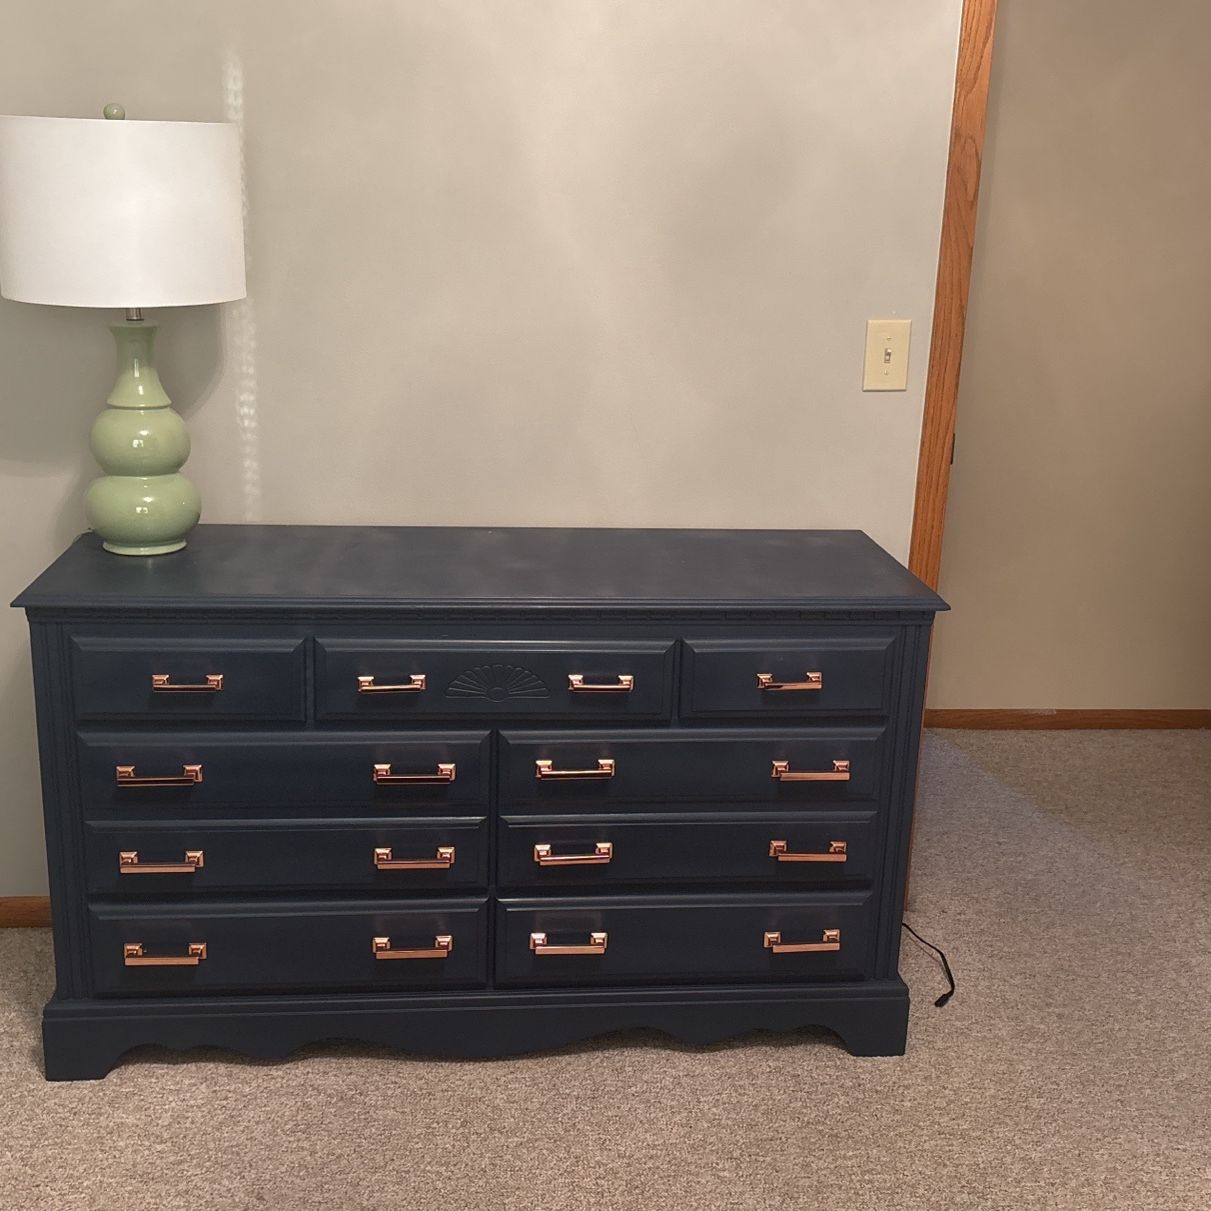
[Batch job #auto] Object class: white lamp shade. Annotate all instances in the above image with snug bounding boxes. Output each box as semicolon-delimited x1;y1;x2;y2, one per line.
0;115;246;308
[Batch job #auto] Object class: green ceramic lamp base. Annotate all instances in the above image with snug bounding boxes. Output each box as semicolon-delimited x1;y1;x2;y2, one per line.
102;540;187;557
85;320;201;556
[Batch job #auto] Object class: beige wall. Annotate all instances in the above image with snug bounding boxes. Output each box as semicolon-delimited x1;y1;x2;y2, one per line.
0;1;962;895
929;0;1211;709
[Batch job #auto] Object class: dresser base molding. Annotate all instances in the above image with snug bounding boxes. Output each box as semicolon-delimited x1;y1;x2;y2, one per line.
41;982;910;1080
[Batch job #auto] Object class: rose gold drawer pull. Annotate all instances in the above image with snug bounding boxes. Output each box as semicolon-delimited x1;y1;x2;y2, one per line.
123;942;207;967
374;845;455;870
771;759;850;782
769;840;847;863
757;671;823;692
118;849;204;875
568;674;634;693
764;928;841;954
529;931;608;956
535;758;615;780
533;841;613;866
151;673;223;692
372;762;456;785
358;674;426;694
115;763;204;788
372;934;452;960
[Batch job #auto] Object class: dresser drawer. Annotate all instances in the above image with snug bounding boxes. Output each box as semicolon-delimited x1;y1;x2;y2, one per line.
88;899;489;995
500;728;885;809
69;633;306;722
316;639;675;720
681;634;898;718
497;814;877;889
78;732;490;817
84;818;489;894
495;893;873;986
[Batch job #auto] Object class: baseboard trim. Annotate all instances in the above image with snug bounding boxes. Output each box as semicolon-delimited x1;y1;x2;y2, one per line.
0;896;51;927
926;709;1211;730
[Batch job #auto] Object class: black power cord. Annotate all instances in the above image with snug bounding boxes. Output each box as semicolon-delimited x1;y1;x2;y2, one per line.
902;921;956;1007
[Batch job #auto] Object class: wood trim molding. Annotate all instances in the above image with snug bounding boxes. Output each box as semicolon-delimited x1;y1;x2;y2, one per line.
909;0;999;590
0;896;51;927
926;709;1211;730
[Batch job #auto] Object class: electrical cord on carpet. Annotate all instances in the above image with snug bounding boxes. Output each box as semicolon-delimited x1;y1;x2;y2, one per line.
901;922;956;1007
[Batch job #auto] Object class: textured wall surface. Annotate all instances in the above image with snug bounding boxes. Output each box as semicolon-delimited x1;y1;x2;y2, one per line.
0;1;961;893
929;0;1211;708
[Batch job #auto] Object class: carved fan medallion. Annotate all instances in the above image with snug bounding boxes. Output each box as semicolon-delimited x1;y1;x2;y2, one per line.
445;663;549;701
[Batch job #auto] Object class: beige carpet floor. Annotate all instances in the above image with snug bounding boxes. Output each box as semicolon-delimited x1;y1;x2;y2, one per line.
1;731;1208;1210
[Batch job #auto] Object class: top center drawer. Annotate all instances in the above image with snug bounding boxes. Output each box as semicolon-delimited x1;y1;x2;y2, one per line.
316;640;676;721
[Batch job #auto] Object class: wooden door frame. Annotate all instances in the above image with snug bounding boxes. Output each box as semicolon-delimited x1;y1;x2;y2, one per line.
909;0;998;591
901;0;996;905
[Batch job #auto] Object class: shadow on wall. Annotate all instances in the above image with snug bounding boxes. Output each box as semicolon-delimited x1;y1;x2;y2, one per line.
154;305;226;424
0;636;44;886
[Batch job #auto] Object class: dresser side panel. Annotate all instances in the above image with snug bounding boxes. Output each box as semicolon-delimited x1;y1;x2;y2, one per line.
27;619;92;997
873;620;934;977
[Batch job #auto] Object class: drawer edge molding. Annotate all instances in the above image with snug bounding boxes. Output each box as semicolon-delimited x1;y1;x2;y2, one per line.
681;634;899;718
315;639;675;720
69;633;307;722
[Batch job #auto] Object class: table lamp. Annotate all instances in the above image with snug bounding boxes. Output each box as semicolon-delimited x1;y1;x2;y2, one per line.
0;105;246;555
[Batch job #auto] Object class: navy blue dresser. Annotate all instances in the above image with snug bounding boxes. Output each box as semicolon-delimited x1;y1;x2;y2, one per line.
15;525;945;1080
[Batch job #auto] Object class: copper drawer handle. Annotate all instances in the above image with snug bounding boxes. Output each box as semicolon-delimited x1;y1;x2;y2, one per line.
123;942;207;967
764;928;841;954
529;931;608;956
115;763;203;788
533;841;613;866
535;758;615;780
374;845;455;870
769;840;847;863
373;762;456;785
358;674;426;694
771;759;850;782
118;849;204;875
757;671;823;692
568;674;634;693
372;934;452;960
151;673;223;692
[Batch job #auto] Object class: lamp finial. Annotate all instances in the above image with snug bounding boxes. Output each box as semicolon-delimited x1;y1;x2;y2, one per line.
102;103;125;120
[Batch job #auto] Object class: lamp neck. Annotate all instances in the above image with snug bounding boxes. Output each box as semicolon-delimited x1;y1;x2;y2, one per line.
124;307;144;323
107;321;171;410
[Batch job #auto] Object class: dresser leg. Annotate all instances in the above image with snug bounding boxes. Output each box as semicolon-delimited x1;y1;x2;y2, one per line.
828;983;910;1056
835;1008;909;1056
42;1016;127;1082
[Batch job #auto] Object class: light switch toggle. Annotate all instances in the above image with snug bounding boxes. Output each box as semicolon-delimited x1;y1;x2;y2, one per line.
863;319;911;391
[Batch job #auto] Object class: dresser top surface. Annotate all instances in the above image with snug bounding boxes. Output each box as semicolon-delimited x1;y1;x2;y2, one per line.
14;525;947;613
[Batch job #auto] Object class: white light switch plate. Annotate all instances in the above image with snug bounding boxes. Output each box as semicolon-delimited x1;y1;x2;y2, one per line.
863;319;911;391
